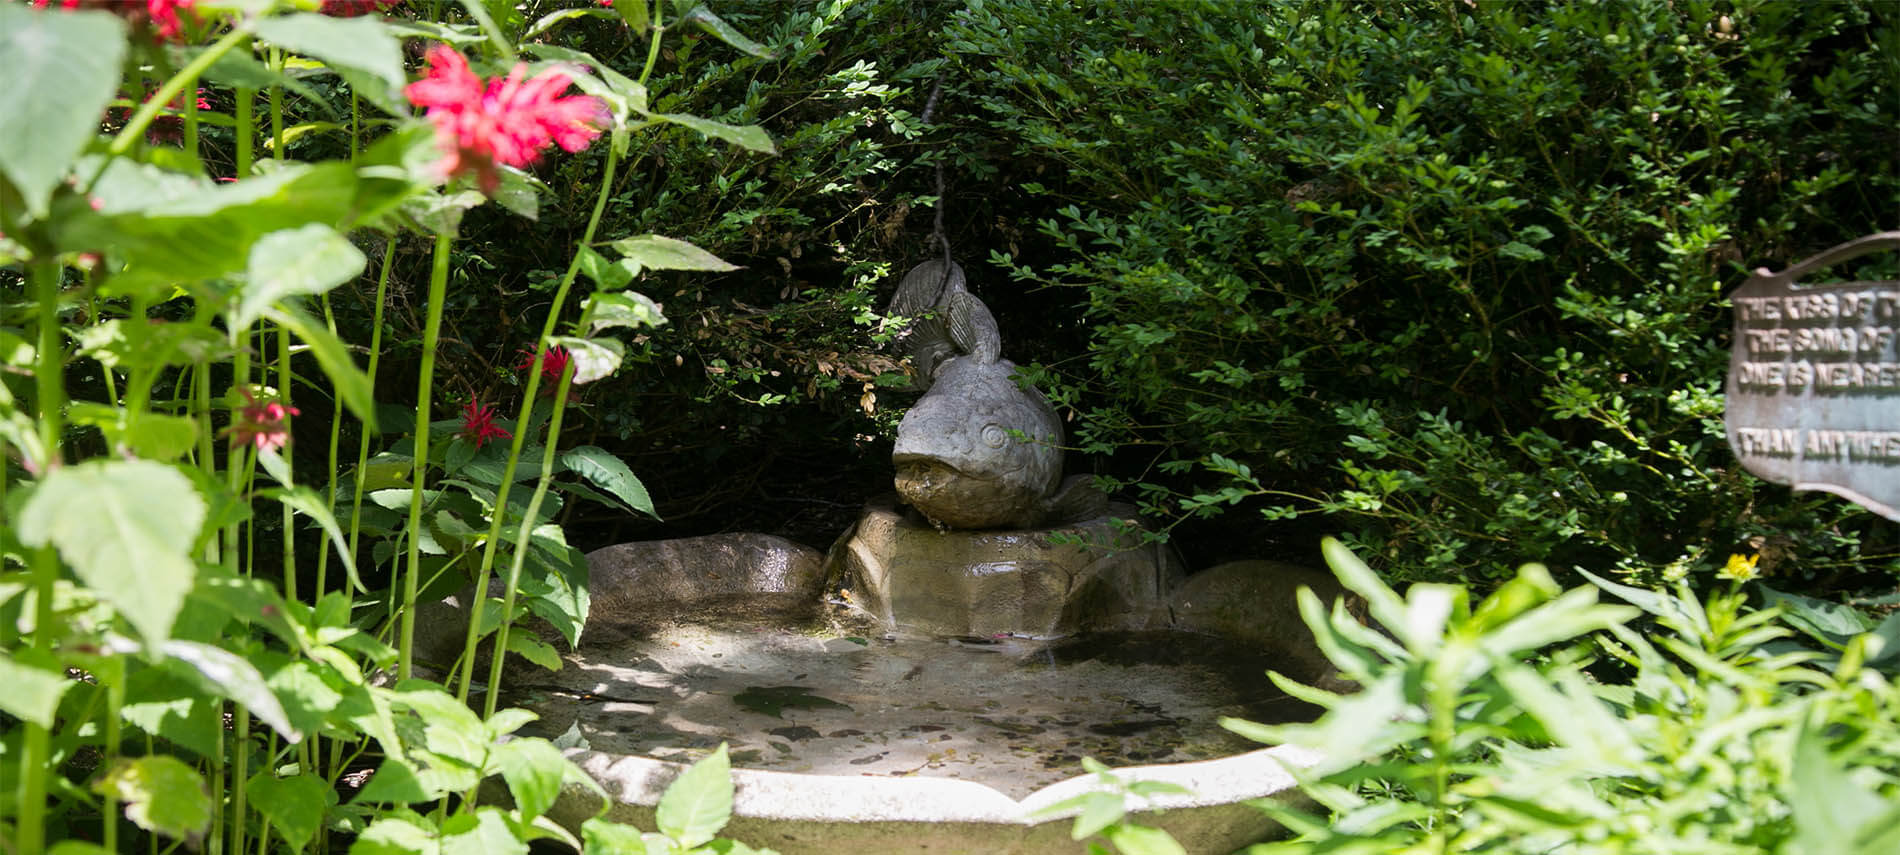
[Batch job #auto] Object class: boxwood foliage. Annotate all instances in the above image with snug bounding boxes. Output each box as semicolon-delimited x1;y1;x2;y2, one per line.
941;0;1899;585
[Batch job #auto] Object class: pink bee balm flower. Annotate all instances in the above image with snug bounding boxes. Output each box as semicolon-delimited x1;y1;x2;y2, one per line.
225;389;299;454
516;345;573;393
458;400;513;449
404;46;611;195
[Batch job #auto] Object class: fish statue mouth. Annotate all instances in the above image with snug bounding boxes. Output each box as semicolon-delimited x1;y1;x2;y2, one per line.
893;455;1043;530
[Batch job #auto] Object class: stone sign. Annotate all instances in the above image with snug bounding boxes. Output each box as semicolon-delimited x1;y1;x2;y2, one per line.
1726;231;1900;521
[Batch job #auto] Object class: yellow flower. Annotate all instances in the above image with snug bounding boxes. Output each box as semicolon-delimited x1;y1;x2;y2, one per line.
1718;553;1760;582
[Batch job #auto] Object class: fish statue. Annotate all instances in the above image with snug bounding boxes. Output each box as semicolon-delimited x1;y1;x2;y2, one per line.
887;260;1105;529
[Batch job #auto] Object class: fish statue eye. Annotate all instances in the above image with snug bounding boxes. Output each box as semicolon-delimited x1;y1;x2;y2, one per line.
981;423;1010;448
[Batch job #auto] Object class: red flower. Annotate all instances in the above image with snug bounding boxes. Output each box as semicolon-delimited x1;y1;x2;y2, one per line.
33;0;196;42
320;0;402;16
225;389;299;454
516;345;573;392
403;46;611;195
458;400;513;449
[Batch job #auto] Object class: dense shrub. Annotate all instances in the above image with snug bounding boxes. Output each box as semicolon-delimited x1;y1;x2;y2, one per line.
943;0;1899;586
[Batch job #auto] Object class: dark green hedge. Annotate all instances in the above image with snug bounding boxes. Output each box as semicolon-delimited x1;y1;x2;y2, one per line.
944;0;1898;585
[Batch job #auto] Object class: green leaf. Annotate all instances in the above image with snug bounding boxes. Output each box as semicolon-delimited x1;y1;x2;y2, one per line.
1102;823;1188;855
1761;584;1874;647
58;162;359;284
583;818;648;854
494;738;568;821
524;5;614;40
508;633;563;671
255;12;408;94
162;639;301;742
656;743;734;848
546;335;623;384
651;112;776;155
582;290;668;334
265;303;377;430
1069;791;1128;840
260;484;365;592
245;772;330;852
613;0;649;32
351;813;438;855
441;808;528;855
680;6;774;58
18;459;204;643
493;166;541;220
264;658;344;735
189;44;340;119
0;650;74;727
560;446;657;519
575;245;634;291
609;234;739;275
236;223;369;330
0;4;126;219
93;755;213;846
1786;719;1900;855
122;667;221;759
355;756;438;804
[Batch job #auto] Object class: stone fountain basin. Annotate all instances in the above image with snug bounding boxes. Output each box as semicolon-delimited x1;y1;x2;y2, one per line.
508;612;1328;854
461;523;1352;854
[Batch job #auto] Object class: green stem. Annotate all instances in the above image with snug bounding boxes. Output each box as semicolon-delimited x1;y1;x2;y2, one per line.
108;26;253;157
454;141;623;702
235;87;255;178
638;3;665;88
269;47;285;160
14;258;67;855
347;239;396;562
484;365;575;721
401;231;454;681
278;325;296;602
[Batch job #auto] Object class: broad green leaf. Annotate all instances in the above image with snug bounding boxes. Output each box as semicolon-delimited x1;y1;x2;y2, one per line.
610;235;739;275
507;633;563;671
18;459;203;643
350;812;438;855
1761;584;1875;647
48;843;115;855
0;5;126;218
494;738;568;821
162;639;300;742
0;650;73;727
57;162;358;283
612;0;649;32
1103;823;1188;855
561;446;657;519
266;303;377;429
440;808;528;855
652;112;776;155
256;12;407;93
245;772;330;852
656;743;733;848
93;755;212;846
237;224;369;330
583;819;647;854
263;658;344;736
681;6;773;58
1785;719;1900;855
1069;791;1128;840
575;245;634;291
355;756;438;804
493;166;540;220
486;708;539;738
122;667;221;759
1579;569;1709;637
261;484;365;592
546;335;624;384
583;290;668;334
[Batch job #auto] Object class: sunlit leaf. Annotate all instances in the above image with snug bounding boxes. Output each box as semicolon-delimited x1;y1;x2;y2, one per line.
656;743;733;848
0;4;126;218
18;459;203;643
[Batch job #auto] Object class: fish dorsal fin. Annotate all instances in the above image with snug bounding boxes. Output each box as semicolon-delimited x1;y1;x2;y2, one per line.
888;259;965;319
945;291;1001;364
